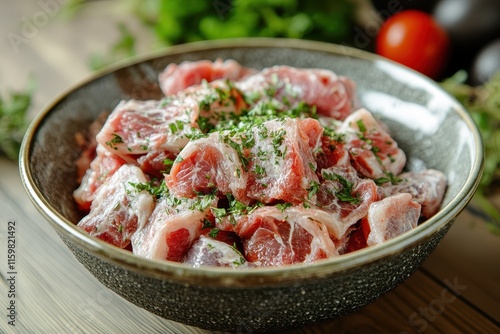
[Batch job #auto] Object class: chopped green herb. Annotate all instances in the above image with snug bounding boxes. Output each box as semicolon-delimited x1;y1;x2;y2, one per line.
276;202;292;212
307;180;320;200
323;127;345;142
168;122;178;134
196;115;213;133
374;172;402;186
253;164;266;177
128;179;168;199
356;119;367;132
230;243;246;267
105;133;124;150
202;218;213;229
211;207;227;220
163;158;175;173
322;171;361;204
208;228;220;238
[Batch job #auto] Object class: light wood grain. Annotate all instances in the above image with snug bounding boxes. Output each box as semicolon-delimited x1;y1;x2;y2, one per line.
422;208;500;322
286;270;499;334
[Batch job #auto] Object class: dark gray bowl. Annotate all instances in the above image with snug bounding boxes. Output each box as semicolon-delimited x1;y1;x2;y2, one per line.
20;38;483;333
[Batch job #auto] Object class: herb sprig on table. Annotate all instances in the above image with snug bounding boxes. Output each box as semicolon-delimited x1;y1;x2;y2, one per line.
0;83;32;160
441;71;500;234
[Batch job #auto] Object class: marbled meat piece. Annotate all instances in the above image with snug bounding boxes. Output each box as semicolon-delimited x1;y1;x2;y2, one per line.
73;144;126;212
74;112;109;183
96;82;248;160
315;135;350;171
132;196;216;261
317;165;378;235
245;117;322;204
236;65;356;120
136;150;177;179
365;193;421;246
183;235;251;268
165;132;250;202
159;58;255;95
167;117;323;205
96;99;191;159
381;169;447;218
340;108;406;179
228;206;338;267
77;164;155;248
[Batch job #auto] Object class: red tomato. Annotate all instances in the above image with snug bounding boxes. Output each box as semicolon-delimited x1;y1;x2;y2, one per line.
376;10;450;79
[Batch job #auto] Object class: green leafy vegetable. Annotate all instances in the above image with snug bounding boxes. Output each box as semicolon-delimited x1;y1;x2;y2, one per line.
441;70;500;234
0;82;33;160
76;1;355;70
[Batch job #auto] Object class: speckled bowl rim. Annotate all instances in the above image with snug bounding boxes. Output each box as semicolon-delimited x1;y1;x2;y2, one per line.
20;38;484;287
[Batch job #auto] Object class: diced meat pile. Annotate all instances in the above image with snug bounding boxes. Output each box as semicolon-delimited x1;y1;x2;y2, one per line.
74;59;447;268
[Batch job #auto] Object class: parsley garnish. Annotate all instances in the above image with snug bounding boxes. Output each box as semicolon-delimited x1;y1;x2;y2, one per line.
306;180;320;200
105;133;124;150
208;228;220;238
374;172;402;186
202;218;213;229
128;179;168;199
163;158;174;173
230;243;246;267
276;202;292;212
323;127;345;143
356;119;367;132
322;171;361;204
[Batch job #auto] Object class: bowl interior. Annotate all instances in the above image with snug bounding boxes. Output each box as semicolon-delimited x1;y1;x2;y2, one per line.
21;39;482;280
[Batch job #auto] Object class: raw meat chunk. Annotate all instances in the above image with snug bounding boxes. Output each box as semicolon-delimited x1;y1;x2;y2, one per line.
245;117;322;204
340;108;406;179
96;99;192;158
136;150;176;179
183;235;250;268
166;133;250;202
73;144;126;212
236;66;356;120
317;165;378;233
234;206;338;267
159;58;255;95
315;135;350;171
365;193;421;246
96;81;248;160
132;196;216;261
343;222;369;254
381;169;447;218
167;117;323;205
77;164;155;248
74;112;109;183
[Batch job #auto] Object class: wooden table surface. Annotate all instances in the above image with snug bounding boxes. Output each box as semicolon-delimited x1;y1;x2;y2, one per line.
1;2;499;333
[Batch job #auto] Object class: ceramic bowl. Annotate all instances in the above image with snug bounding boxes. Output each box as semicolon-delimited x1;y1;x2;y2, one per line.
20;38;483;333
